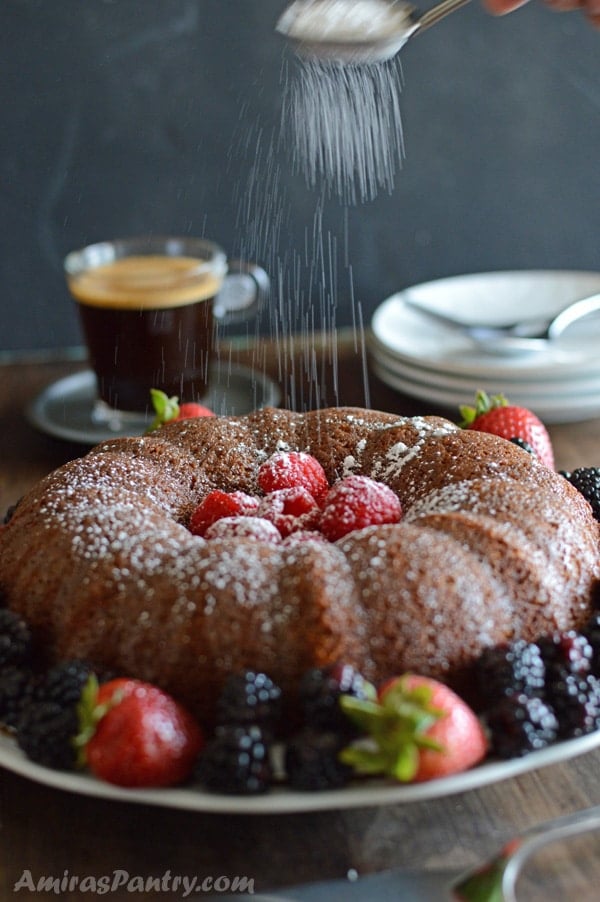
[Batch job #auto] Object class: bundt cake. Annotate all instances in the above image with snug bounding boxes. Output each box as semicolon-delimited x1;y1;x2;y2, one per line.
0;406;598;723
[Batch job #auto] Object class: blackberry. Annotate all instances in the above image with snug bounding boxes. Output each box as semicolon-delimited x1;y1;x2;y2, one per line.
485;692;558;759
0;609;32;668
545;673;600;739
3;497;22;524
195;724;272;794
475;640;545;708
0;665;35;729
298;663;374;736
16;701;79;770
561;468;600;521
582;613;600;674
538;631;592;683
510;437;535;456
285;729;353;791
216;671;282;735
33;659;94;708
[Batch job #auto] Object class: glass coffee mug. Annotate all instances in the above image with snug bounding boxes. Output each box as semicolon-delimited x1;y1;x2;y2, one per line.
64;236;269;419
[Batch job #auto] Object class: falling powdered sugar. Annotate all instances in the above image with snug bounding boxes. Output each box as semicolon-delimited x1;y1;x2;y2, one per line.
281;55;406;204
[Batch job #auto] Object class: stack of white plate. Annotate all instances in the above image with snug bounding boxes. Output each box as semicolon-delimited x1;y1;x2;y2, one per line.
369;270;600;424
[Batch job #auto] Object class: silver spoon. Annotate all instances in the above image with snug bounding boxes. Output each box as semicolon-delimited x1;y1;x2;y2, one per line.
276;0;471;65
214;804;600;900
401;290;600;356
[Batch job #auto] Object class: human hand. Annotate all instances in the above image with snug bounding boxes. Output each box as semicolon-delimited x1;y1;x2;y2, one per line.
484;0;600;27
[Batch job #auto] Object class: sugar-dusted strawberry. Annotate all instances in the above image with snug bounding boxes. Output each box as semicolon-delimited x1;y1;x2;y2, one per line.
319;475;402;542
459;391;554;470
83;678;203;788
340;674;487;783
258;486;321;537
189;490;260;537
147;388;214;432
258;451;329;501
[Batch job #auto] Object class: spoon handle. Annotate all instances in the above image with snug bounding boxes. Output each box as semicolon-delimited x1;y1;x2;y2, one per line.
416;0;472;34
453;805;600;902
547;291;600;340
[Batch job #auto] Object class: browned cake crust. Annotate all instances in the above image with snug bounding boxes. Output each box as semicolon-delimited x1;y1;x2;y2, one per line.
1;406;598;721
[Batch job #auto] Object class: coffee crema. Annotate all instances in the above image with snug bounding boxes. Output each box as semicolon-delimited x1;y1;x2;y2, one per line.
68;255;224;310
69;255;225;412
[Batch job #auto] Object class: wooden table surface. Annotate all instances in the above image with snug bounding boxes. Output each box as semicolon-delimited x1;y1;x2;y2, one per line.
1;334;600;900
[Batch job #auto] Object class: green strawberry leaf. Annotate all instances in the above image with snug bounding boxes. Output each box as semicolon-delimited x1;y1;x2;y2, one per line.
458;391;508;428
339;743;391;775
147;389;181;433
338;676;446;783
339;696;389;733
389;743;420;782
72;673;101;767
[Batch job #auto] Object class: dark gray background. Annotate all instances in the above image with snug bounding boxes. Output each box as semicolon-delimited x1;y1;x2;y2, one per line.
2;0;598;353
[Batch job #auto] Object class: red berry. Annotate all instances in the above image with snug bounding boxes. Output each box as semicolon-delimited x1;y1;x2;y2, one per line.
459;392;554;470
204;516;282;544
281;530;329;547
258;451;329;500
148;389;214;432
258;487;321;538
189;491;259;537
319;475;402;542
378;675;488;782
173;402;214;421
85;679;203;787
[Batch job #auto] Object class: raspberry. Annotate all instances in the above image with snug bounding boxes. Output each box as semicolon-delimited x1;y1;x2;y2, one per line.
561;468;600;521
195;724;272;794
204;516;281;544
189;491;259;537
319;475;402;542
258;487;321;538
281;530;329;547
258;451;329;500
474;640;546;709
485;692;558;759
285;729;353;791
299;663;375;737
216;671;283;735
0;609;33;669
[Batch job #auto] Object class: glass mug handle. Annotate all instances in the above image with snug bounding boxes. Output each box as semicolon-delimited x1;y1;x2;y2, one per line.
213;260;270;324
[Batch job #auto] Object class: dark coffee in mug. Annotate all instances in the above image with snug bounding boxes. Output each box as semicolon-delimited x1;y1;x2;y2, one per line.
66;248;226;413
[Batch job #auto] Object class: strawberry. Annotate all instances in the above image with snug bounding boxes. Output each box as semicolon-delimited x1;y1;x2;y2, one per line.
459;391;554;470
176;402;215;420
82;678;203;788
147;388;214;432
339;674;487;783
